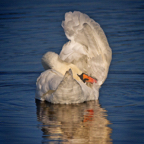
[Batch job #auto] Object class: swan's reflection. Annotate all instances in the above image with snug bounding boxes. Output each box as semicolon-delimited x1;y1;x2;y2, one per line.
36;100;112;143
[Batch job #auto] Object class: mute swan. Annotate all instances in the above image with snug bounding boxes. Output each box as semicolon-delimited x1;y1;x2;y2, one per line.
36;11;112;104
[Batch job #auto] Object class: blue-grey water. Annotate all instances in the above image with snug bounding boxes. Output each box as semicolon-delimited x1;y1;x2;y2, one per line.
0;0;144;143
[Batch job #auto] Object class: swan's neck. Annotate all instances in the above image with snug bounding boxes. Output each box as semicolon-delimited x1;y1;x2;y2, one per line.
52;57;82;81
52;58;68;75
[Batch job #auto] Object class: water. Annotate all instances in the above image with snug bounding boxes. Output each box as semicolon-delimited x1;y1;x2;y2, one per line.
0;0;144;143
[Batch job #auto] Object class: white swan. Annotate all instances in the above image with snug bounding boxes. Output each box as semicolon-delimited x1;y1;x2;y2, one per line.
35;11;112;104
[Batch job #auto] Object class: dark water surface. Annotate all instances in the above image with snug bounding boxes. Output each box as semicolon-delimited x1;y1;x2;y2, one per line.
0;0;144;143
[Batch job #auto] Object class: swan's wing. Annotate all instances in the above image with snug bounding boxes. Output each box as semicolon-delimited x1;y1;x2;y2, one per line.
60;41;88;74
60;11;112;85
35;69;63;101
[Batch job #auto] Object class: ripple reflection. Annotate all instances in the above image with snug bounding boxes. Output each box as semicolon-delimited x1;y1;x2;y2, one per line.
36;100;112;144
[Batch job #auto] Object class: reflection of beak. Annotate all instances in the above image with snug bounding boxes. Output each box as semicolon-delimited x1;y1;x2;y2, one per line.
83;109;94;122
77;73;97;84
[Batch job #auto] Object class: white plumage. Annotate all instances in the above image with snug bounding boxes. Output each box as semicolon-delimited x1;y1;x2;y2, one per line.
36;11;112;104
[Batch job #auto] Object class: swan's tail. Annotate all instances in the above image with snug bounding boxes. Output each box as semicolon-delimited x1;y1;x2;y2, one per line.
47;69;86;104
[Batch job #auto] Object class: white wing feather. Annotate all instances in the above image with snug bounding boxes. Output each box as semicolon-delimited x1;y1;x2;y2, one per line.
36;69;63;101
60;11;112;85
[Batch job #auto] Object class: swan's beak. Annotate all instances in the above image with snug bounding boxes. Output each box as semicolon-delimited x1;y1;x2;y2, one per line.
77;73;97;84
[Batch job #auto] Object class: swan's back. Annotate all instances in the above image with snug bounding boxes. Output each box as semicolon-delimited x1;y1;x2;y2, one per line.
60;11;112;85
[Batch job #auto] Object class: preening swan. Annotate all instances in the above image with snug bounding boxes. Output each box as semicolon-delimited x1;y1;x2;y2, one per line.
36;11;112;104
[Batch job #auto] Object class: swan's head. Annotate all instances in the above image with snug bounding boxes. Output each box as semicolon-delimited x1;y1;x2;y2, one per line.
41;52;59;69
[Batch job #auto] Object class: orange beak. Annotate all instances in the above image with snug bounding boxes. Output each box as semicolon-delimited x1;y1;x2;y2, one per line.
78;73;97;84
